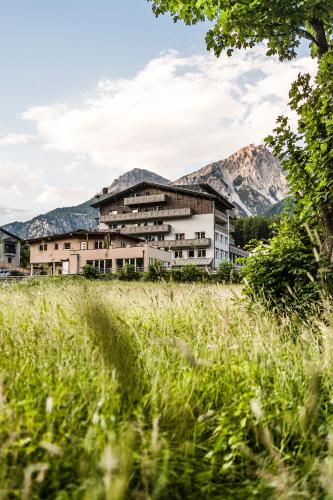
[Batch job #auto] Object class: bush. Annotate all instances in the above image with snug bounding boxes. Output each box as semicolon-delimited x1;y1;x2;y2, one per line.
181;264;203;282
117;264;141;281
146;260;168;281
216;261;241;284
241;217;322;314
82;264;98;279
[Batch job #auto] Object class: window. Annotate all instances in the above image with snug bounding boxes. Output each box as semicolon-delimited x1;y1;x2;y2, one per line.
175;233;185;240
146;236;156;242
215;232;219;241
215;249;219;259
225;236;228;245
174;250;183;258
188;249;195;258
94;241;103;250
39;244;48;252
157;235;165;241
4;242;16;254
154;220;163;226
64;242;71;250
111;210;118;214
198;248;206;257
7;257;12;264
81;241;87;250
54;243;58;250
195;232;206;239
120;242;126;248
111;224;118;229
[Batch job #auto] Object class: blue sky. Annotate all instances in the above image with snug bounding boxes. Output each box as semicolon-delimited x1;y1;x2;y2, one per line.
0;1;315;224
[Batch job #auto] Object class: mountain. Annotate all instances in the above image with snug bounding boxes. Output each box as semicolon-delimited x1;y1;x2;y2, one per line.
4;200;98;240
174;144;288;216
262;196;294;217
103;168;169;194
4;169;171;239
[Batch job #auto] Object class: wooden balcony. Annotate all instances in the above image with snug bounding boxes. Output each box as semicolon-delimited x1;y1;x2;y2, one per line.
214;209;228;223
150;238;211;249
101;207;193;223
119;224;171;235
124;194;167;206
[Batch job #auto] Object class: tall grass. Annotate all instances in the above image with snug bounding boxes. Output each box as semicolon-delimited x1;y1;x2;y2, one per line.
0;278;332;498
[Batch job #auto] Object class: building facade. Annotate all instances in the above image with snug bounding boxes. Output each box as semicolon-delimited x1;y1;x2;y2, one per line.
0;228;21;269
27;230;172;275
92;182;247;268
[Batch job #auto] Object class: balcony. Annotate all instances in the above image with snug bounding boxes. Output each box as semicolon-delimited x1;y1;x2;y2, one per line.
229;244;248;257
230;237;235;245
214;209;228;223
215;223;228;235
119;224;171;235
124;194;167;206
229;223;235;233
150;238;211;249
101;207;193;223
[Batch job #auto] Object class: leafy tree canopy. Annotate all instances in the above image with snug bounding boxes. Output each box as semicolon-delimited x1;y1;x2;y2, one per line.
148;0;333;60
266;51;333;258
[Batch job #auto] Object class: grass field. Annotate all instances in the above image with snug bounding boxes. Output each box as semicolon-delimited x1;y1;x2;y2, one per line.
0;278;332;499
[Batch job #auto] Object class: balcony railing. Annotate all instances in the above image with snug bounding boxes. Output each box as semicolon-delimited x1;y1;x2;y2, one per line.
229;223;235;233
215;223;228;235
150;238;211;249
214;209;228;223
101;207;193;223
119;224;171;235
229;244;248;257
124;194;167;206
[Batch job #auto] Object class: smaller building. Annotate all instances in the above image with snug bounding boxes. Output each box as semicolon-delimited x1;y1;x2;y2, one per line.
26;230;172;275
0;228;22;269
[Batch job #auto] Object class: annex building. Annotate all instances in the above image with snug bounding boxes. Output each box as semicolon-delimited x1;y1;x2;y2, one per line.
27;230;172;275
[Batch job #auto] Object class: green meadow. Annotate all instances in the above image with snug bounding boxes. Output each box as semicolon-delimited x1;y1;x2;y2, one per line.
0;278;332;499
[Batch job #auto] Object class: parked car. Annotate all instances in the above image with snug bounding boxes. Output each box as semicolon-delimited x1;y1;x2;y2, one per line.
0;269;26;279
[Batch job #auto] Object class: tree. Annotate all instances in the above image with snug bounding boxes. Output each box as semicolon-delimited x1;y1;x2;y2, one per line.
148;1;332;60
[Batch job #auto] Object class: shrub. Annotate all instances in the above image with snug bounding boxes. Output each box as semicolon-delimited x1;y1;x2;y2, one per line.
169;268;182;282
82;264;98;279
241;217;322;314
216;261;241;284
181;264;203;282
146;260;168;281
117;264;141;281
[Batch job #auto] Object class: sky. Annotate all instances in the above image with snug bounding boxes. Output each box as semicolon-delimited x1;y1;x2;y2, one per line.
0;1;316;225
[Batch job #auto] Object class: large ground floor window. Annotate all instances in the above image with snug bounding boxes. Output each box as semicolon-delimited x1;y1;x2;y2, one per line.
86;260;112;274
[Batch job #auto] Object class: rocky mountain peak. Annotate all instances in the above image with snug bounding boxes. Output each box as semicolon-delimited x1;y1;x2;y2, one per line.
174;144;288;216
102;168;170;194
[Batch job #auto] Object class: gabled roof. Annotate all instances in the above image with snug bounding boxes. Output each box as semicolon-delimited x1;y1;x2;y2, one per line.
0;227;22;242
91;181;234;210
24;229;143;245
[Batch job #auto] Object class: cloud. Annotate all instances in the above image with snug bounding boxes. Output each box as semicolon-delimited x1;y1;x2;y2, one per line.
0;133;35;146
0;206;38;226
21;47;316;178
0;162;41;195
35;184;92;205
